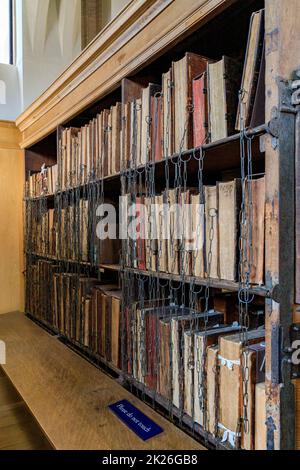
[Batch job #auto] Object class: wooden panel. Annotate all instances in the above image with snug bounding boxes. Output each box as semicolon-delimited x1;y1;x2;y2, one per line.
264;0;300;450
16;0;235;148
0;374;52;450
0;122;24;315
295;380;300;450
0;312;204;450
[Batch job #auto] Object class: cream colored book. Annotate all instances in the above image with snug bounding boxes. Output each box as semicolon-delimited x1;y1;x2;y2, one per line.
204;186;219;279
218;179;241;281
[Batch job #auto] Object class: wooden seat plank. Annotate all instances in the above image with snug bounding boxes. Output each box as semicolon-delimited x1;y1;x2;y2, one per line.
0;312;205;450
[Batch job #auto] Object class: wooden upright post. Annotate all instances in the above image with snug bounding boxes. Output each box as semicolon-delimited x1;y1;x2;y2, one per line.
265;0;300;450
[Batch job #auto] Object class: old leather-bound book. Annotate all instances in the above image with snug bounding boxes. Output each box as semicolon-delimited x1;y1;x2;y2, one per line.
151;92;163;162
162;68;174;158
236;10;265;130
240;343;265;450
204;185;219;279
193;325;241;427
218;329;265;448
130;98;142;168
172;310;224;411
144;195;157;272
101;109;110;177
107;110;112;177
83;297;91;348
247;177;265;285
166;188;179;274
193;72;209;147
255;382;267;450
208;56;240;142
136;196;146;271
110;291;122;368
206;344;219;435
180;190;193;276
191;193;205;277
158;317;172;400
173;53;209;153
155;193;168;273
141;83;161;165
112;102;122;174
218;179;241;281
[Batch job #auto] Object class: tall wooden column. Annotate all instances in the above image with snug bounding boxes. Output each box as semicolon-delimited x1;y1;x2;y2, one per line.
265;0;300;450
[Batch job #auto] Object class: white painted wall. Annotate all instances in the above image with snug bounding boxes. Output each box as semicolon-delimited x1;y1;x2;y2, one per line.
0;0;81;121
16;0;81;111
0;64;21;121
0;0;129;121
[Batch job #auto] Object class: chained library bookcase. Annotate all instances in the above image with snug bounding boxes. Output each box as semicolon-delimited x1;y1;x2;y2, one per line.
16;0;300;450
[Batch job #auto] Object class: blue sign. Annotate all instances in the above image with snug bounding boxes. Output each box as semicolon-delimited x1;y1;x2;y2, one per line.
109;399;164;441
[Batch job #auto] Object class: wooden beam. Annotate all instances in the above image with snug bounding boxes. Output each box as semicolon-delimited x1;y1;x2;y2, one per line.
16;0;235;148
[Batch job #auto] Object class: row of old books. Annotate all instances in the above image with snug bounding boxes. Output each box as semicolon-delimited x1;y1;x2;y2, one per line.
27;260;122;368
27;164;59;198
126;176;265;284
125;302;266;449
123;9;264;165
53;277;122;368
26;9;265;198
58;103;122;191
26;201;120;265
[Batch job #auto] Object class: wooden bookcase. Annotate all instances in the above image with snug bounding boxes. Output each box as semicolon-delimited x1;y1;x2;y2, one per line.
18;0;300;450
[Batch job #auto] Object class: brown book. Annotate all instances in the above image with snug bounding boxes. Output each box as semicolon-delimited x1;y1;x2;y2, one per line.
155;193;168;273
158;318;172;399
130;98;142;167
111;102;122;174
193;325;241;426
193;72;209;146
255;382;267;450
122;102;131;170
191;194;205;277
141;84;161;165
208;56;240;142
247;177;265;285
81;125;88;183
218;329;265;448
83;297;91;347
107;110;112;176
151;93;163;162
166;188;179;274
162;68;174;158
111;292;122;368
173;53;209;152
61;129;67;189
236;10;265;130
102;109;110;177
172;310;224;411
206;345;219;436
218;179;241;281
242;343;266;450
204;186;219;279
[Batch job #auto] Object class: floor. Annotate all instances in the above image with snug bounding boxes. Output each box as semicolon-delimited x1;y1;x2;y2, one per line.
0;369;52;450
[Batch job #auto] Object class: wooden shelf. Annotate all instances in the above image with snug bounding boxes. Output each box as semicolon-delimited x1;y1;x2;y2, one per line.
25;172;121;202
26;252;269;297
123;266;270;298
26;253;121;275
25;252;93;267
122;374;227;450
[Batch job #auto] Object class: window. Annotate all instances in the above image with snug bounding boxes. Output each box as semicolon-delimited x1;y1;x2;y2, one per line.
0;0;13;64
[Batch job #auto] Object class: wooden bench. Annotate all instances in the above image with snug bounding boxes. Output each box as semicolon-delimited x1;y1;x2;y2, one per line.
0;312;205;450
